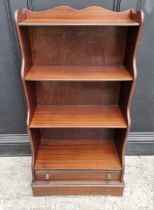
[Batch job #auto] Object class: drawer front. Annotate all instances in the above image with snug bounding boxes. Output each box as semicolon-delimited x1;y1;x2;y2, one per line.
35;170;121;181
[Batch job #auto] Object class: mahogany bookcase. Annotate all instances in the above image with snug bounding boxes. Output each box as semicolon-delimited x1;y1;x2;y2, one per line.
15;6;143;196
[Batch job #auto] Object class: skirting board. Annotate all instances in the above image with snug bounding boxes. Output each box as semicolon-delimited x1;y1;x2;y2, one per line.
0;133;153;156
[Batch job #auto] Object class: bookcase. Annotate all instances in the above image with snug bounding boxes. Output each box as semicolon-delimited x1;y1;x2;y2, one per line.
15;6;143;196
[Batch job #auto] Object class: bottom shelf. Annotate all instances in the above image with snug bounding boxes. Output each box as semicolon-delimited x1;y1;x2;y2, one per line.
33;139;123;195
34;139;122;170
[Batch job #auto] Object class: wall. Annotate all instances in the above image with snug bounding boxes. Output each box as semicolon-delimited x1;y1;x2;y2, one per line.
0;0;154;155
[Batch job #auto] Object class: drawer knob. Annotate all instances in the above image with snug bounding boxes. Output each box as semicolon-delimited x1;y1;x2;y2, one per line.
106;173;112;180
45;173;50;180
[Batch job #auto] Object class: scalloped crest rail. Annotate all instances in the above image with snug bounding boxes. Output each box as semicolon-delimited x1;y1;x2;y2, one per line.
15;6;143;196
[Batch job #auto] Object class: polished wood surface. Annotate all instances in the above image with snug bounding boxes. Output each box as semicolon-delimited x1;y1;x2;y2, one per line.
40;128;115;140
34;139;122;170
16;6;139;26
32;181;124;196
15;6;143;196
36;81;120;105
35;170;121;181
25;65;132;81
28;26;128;66
30;105;127;128
19;19;139;26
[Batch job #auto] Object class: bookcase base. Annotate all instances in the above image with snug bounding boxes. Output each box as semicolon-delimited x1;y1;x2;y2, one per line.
32;181;124;196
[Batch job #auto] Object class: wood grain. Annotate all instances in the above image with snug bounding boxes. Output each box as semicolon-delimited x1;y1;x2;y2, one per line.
25;65;132;81
15;6;143;195
32;181;124;196
34;139;122;170
29;26;128;66
19;19;139;26
40;128;115;140
16;6;139;26
35;170;121;181
36;81;120;105
30;105;127;128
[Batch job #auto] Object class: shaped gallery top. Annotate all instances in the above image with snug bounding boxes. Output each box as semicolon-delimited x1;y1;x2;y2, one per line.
15;6;143;26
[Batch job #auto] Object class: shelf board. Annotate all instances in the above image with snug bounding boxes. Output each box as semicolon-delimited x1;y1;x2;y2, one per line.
30;105;127;128
25;65;133;81
34;139;122;170
19;19;139;26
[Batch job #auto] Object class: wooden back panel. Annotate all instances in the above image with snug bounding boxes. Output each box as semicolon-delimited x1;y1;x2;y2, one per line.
35;81;120;105
40;128;115;140
29;26;128;66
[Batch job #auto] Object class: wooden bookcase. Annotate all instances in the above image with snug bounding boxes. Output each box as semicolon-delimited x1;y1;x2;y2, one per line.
15;6;143;196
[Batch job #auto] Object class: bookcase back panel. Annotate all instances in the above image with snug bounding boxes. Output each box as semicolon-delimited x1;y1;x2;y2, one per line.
29;26;128;66
35;81;120;105
40;128;115;140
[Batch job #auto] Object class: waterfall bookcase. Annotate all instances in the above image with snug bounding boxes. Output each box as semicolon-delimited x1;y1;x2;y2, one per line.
15;6;143;196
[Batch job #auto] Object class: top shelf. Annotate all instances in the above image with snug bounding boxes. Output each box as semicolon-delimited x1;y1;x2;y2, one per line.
18;19;139;26
15;6;142;27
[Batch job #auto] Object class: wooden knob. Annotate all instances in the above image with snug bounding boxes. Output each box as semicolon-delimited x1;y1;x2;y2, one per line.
106;172;112;180
45;173;50;180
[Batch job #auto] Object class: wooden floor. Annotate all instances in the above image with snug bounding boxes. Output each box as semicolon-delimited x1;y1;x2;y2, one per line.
30;105;127;128
34;139;122;170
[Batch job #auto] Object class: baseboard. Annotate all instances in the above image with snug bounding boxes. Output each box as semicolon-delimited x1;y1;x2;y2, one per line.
126;132;154;155
0;134;31;156
0;133;153;156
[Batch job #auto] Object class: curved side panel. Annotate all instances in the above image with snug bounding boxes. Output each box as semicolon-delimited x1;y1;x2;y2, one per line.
120;10;144;180
15;11;39;180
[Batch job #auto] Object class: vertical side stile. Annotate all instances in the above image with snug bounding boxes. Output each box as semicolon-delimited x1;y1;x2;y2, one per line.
120;10;144;181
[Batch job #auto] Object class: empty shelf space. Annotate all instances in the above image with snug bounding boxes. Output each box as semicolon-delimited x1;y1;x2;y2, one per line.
30;105;127;128
34;139;122;170
19;19;139;26
25;65;133;81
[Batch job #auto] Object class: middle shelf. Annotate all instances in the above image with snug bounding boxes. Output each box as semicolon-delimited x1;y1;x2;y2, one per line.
30;105;127;128
25;65;133;81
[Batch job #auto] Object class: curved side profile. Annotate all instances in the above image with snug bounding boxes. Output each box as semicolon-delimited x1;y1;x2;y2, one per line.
15;6;144;196
15;11;40;180
119;10;144;181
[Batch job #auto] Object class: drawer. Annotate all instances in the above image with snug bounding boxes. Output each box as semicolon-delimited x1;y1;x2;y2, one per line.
35;170;121;181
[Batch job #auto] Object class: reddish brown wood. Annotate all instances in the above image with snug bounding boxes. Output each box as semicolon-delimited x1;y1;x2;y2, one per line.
16;6;139;26
30;105;127;128
15;6;143;196
34;139;122;170
40;128;115;139
119;11;144;181
35;82;120;105
32;181;124;196
35;170;121;181
28;26;128;66
15;18;36;179
19;19;139;26
25;65;132;81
